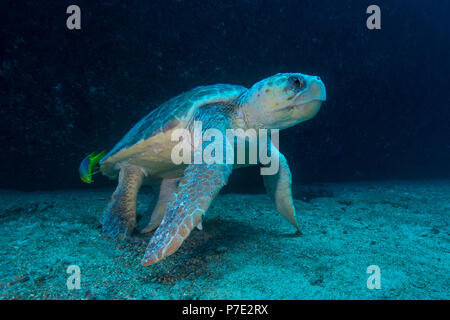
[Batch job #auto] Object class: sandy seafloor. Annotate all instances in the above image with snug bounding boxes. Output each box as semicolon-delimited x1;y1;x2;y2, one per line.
0;180;448;300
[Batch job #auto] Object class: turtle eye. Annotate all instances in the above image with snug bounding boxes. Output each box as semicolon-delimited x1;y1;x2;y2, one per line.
288;76;306;92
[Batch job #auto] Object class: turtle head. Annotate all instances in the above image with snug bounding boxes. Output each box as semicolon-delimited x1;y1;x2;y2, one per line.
241;73;326;129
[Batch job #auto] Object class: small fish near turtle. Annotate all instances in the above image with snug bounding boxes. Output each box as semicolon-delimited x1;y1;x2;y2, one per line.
81;73;326;266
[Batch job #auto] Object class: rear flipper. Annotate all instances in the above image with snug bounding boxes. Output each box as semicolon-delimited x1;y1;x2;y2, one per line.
142;163;232;266
262;143;300;233
102;165;145;239
140;178;180;233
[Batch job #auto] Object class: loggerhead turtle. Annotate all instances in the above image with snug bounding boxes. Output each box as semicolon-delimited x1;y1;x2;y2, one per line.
99;73;326;266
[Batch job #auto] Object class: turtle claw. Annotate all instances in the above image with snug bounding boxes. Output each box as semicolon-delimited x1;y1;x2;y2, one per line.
101;206;132;240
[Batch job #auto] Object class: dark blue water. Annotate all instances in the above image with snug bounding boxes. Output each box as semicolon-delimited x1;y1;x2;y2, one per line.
0;0;448;190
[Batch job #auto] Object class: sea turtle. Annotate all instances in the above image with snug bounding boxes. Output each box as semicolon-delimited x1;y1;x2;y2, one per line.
99;73;326;266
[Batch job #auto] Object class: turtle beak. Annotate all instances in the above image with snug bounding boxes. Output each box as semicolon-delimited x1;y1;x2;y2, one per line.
295;76;326;104
311;76;326;101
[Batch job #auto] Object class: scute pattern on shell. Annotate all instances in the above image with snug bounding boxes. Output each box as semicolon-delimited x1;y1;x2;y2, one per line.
101;84;247;163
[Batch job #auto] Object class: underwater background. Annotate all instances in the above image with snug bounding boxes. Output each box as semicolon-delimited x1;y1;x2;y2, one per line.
0;0;449;299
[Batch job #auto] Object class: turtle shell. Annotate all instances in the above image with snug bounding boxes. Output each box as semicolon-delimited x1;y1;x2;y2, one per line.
100;84;247;178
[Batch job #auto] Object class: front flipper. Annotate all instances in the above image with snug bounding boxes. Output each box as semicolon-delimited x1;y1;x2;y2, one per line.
102;165;145;239
262;143;300;233
142;105;233;265
142;162;232;266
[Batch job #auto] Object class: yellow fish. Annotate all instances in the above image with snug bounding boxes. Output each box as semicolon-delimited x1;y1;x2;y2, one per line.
79;151;106;184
